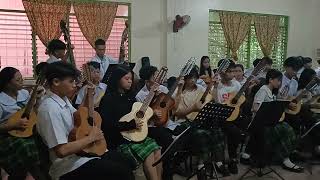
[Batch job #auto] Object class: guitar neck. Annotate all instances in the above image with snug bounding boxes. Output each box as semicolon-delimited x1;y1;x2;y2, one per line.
66;42;75;66
233;75;253;101
140;90;156;113
87;87;95;118
23;83;40;118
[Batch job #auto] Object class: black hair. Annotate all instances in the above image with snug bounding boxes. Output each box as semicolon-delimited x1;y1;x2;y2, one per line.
107;64;134;94
262;57;273;65
0;67;19;92
298;68;316;90
266;69;283;95
185;67;199;80
45;61;79;85
265;69;283;85
95;39;106;47
303;57;312;65
35;62;48;77
234;64;244;71
199;56;212;77
283;57;302;71
87;61;101;70
218;58;235;70
47;39;66;54
253;58;261;67
139;65;158;81
167;76;177;90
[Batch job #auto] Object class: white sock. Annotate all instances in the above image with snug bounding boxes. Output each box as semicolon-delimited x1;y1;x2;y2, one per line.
283;158;296;168
216;161;223;167
241;153;251;159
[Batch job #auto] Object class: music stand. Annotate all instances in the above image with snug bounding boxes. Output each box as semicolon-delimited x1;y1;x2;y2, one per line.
153;102;234;180
239;101;290;180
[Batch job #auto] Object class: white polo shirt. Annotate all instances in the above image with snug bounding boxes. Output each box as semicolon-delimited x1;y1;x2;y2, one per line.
46;55;61;64
278;74;298;99
37;92;97;179
0;89;29;123
75;83;107;106
90;55;118;79
216;79;241;103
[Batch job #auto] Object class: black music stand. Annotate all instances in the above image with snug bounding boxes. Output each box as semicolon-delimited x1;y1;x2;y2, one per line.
153;102;234;180
239;101;290;180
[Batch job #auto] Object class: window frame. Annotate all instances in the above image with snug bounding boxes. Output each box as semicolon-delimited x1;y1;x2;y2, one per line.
0;2;131;78
208;9;289;69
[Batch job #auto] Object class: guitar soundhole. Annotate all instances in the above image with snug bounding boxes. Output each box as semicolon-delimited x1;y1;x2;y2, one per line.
160;102;166;108
88;117;94;126
136;111;145;119
231;99;237;105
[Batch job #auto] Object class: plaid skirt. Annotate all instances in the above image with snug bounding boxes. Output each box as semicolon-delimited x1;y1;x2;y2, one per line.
173;121;225;159
265;122;297;161
0;135;41;174
118;137;160;169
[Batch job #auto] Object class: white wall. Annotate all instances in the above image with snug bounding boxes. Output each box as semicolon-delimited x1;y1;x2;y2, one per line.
166;0;320;76
107;0;320;75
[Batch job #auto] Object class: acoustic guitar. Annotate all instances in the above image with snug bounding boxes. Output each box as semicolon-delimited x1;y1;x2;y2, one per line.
69;64;107;156
8;71;46;137
150;58;195;127
225;59;267;122
279;77;319;122
186;59;230;121
60;20;76;66
119;67;167;142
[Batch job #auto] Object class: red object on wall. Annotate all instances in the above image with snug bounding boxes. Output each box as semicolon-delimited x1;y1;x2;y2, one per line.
173;15;191;33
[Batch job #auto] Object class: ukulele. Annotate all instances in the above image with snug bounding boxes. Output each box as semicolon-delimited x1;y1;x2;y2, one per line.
225;59;267;122
69;64;107;156
186;59;230;121
279;77;319;122
8;71;46;137
119;67;168;142
150;58;195;127
60;20;76;66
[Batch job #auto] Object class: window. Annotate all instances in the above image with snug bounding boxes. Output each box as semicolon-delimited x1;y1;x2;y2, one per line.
0;0;130;77
208;10;289;69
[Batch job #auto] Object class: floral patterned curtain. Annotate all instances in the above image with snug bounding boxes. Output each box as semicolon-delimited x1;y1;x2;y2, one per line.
219;11;252;61
73;1;118;48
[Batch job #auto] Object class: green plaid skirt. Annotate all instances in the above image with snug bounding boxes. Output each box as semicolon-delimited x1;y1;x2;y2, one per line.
265;122;297;161
173;121;225;159
0;135;41;174
118;137;160;169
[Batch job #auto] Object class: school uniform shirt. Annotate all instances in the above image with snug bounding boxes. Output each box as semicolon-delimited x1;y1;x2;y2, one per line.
216;79;241;103
37;92;97;179
75;83;107;106
278;74;298;99
196;79;207;89
46;55;61;64
0;89;29;123
173;84;206;124
135;84;169;102
90;54;118;79
254;85;276;110
315;67;320;77
236;77;247;86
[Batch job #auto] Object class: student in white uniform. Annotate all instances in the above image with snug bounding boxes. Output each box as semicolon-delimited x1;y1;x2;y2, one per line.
46;39;67;64
245;69;304;173
75;61;107;110
36;62;134;180
90;39;118;79
278;57;300;99
0;67;49;180
211;59;243;174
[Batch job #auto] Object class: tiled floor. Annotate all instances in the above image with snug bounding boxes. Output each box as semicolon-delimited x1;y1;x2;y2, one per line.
135;164;320;180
